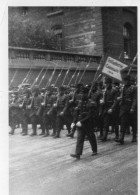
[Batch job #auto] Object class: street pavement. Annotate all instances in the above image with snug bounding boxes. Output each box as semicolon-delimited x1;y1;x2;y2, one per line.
9;126;138;195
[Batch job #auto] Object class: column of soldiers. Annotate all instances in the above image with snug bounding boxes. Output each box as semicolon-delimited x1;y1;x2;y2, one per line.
9;74;137;159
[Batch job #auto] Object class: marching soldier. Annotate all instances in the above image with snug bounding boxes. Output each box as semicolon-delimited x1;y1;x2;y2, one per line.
28;86;44;136
111;80;121;140
70;86;98;159
42;86;57;137
90;82;102;131
21;89;32;135
116;75;137;144
9;91;28;135
100;77;118;142
66;83;83;138
54;86;69;138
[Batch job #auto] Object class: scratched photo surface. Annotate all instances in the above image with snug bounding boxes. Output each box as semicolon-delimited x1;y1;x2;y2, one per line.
8;6;138;195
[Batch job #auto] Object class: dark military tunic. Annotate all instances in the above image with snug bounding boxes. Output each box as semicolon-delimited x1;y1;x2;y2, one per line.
9;96;27;134
42;92;57;135
30;95;43;134
101;86;118;141
74;96;97;156
119;84;137;136
55;93;69;136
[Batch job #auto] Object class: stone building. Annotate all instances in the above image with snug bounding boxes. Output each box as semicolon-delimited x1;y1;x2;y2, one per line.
9;7;137;87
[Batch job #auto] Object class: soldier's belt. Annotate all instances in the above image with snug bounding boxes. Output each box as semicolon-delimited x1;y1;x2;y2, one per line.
106;101;113;103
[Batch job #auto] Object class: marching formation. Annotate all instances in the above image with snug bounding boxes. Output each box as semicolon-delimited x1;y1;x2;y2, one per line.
9;74;137;159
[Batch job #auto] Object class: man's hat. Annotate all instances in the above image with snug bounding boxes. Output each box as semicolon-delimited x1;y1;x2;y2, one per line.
105;77;112;84
76;83;83;89
113;80;120;86
32;86;40;93
82;86;89;94
24;89;31;95
46;86;53;92
59;86;65;92
13;90;19;95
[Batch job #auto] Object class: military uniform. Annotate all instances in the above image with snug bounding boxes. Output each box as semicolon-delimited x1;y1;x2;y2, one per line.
54;86;69;138
117;75;137;144
70;87;97;159
90;83;102;132
29;87;43;136
101;77;118;141
42;86;57;136
66;83;83;138
9;92;28;135
22;89;32;135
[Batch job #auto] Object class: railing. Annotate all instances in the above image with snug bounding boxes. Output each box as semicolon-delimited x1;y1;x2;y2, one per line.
9;46;101;69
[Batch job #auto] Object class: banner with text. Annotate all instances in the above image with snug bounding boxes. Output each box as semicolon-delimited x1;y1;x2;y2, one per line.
102;56;128;81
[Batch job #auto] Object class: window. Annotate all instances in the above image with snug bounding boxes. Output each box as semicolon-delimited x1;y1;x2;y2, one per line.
123;23;133;59
51;25;63;50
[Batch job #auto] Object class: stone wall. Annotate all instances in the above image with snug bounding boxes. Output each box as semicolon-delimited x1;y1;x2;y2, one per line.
63;7;103;56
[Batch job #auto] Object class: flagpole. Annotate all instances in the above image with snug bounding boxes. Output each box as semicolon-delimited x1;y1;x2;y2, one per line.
127;53;137;75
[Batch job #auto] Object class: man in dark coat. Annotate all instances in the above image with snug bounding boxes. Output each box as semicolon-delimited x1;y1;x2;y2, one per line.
70;86;98;159
29;86;43;136
100;77;118;142
42;86;57;137
116;75;137;144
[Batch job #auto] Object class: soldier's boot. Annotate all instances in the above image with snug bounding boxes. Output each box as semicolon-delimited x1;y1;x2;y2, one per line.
54;130;60;138
43;129;50;137
67;131;74;138
9;128;15;135
22;129;28;136
98;127;103;139
114;126;119;141
51;129;56;136
30;125;37;136
20;129;24;134
67;126;76;138
70;154;80;160
101;128;108;142
39;127;45;136
126;126;130;135
131;132;137;143
117;132;125;145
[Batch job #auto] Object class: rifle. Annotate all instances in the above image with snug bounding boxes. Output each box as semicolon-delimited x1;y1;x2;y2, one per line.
68;65;79;86
9;69;18;88
54;63;65;86
31;67;45;88
45;61;59;88
78;58;91;83
61;62;72;85
38;65;51;87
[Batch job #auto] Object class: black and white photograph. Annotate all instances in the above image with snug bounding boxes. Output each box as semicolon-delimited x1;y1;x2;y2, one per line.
4;1;138;195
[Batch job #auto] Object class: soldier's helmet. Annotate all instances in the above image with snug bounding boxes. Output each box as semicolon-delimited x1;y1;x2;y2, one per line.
24;88;31;95
32;86;40;94
113;80;120;87
105;77;112;84
59;86;65;92
46;85;53;92
13;90;19;96
76;83;83;89
82;86;89;94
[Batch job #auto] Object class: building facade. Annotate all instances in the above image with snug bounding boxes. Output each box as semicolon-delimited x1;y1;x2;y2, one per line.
8;7;137;87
